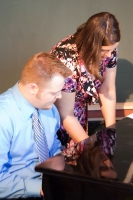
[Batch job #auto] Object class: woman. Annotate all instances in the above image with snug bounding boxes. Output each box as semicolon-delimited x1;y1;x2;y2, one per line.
50;12;121;146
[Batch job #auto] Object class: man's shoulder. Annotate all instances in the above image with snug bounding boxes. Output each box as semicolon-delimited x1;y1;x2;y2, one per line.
0;88;16;108
0;86;19;119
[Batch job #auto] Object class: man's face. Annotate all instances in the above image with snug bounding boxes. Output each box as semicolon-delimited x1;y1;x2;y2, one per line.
34;74;65;110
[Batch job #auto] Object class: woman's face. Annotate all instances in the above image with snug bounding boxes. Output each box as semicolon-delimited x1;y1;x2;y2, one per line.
101;42;119;60
94;149;117;180
99;151;117;180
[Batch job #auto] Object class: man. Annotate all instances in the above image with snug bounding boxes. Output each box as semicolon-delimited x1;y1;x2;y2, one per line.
0;52;71;198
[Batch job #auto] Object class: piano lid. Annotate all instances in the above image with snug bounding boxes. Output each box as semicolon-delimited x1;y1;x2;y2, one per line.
35;117;133;185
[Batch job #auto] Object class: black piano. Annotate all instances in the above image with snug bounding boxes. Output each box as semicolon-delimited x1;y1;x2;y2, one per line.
35;117;133;200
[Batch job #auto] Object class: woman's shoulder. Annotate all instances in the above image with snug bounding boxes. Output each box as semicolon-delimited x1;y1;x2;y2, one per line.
50;34;77;54
50;34;79;68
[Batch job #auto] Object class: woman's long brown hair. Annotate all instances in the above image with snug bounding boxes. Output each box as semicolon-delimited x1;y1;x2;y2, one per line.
74;12;121;81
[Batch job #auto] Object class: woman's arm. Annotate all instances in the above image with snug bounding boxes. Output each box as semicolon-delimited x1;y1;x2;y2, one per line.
55;91;89;143
98;66;117;129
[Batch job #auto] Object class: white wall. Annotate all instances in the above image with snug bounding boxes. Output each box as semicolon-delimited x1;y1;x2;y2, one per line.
0;0;133;101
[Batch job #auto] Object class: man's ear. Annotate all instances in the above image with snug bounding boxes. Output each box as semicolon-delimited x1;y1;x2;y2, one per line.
29;83;38;95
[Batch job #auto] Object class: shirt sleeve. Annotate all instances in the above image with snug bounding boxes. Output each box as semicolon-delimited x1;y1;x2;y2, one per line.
50;132;62;156
106;48;118;68
0;111;25;198
0;110;41;198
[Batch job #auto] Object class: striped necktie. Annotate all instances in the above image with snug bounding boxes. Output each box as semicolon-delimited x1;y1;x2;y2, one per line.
32;108;49;163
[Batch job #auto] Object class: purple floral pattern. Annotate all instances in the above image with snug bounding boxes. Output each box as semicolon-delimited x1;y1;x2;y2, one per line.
61;128;116;164
62;139;86;164
96;128;116;155
50;34;118;145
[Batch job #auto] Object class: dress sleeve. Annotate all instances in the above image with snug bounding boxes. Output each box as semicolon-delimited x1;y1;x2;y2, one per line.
62;140;85;165
106;48;118;68
96;128;116;155
50;43;78;93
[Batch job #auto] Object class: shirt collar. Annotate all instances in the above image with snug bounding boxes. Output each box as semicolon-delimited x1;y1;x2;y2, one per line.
12;82;35;120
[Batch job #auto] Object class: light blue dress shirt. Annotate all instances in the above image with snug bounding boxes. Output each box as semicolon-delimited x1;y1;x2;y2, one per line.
0;83;61;198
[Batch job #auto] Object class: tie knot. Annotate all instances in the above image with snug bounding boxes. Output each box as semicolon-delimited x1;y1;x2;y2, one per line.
32;108;39;120
34;108;38;113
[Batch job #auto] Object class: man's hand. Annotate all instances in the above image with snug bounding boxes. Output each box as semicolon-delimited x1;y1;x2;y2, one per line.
40;188;44;196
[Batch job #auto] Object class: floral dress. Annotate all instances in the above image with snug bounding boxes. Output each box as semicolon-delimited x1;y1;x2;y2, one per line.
50;34;118;146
